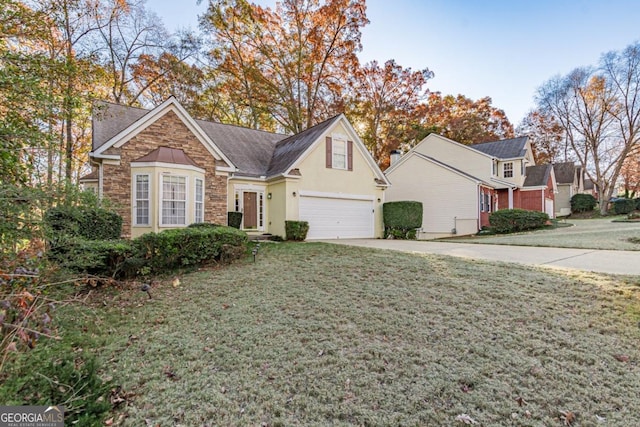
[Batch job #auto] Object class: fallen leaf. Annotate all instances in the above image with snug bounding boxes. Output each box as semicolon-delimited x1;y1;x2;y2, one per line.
455;413;477;425
104;417;113;426
560;410;576;426
6;342;17;352
614;354;630;362
172;278;180;288
515;396;527;407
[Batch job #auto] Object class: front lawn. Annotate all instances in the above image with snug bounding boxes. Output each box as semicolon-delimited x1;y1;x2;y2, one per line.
448;217;640;250
4;242;640;426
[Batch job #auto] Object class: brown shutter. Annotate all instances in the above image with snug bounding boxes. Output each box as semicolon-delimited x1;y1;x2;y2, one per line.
347;140;353;171
326;136;332;168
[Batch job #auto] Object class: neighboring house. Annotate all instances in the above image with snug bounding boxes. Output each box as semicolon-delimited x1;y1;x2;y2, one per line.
80;97;389;239
384;133;556;239
553;162;579;217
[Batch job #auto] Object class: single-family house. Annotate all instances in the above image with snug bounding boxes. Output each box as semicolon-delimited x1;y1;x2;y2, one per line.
553;162;579;217
81;97;389;239
384;133;556;239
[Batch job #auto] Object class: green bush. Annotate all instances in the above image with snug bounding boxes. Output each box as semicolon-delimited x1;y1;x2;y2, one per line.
383;201;422;239
187;222;222;229
635;198;640;210
489;209;549;234
612;198;636;215
1;349;112;425
228;211;243;229
285;221;309;241
132;226;248;275
570;194;597;213
47;237;133;277
44;206;122;241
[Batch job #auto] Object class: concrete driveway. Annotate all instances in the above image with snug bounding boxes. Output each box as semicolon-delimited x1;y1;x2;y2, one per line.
321;239;640;276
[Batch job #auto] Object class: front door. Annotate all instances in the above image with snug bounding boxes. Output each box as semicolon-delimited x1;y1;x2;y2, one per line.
243;192;258;229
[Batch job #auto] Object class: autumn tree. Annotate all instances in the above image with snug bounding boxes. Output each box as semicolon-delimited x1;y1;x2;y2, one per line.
516;110;566;164
619;148;640;197
418;93;514;145
201;0;368;133
537;41;640;213
0;0;57;184
347;59;433;169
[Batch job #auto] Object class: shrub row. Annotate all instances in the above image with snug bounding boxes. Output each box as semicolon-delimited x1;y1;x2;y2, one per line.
489;209;549;234
383;201;422;239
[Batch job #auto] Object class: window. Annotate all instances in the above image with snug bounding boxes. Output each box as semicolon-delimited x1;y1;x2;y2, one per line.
485;193;491;213
332;138;347;169
194;178;203;223
134;174;150;225
162;175;186;225
492;160;498;176
503;162;513;178
480;191;485;212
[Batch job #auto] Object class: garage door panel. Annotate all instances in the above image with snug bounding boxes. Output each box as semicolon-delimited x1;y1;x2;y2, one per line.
299;196;374;239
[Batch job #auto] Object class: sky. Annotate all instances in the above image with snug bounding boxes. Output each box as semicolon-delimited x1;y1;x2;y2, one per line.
145;0;640;125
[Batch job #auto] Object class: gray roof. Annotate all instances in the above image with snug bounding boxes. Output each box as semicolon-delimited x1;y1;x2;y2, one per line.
470;136;528;159
92;102;149;151
267;116;341;177
553;162;576;184
524;164;552;187
91;101;346;179
195;119;285;177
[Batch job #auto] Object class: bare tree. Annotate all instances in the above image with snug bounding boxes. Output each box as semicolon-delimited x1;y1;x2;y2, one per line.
537;42;640;214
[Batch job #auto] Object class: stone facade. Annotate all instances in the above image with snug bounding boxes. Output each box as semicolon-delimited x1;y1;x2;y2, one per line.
102;110;228;237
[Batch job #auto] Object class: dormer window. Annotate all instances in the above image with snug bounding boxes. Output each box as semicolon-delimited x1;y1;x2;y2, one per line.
503;162;513;178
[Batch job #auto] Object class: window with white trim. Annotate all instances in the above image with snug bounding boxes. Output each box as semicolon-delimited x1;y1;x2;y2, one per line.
134;174;150;225
480;190;485;212
485;193;491;213
503;162;513;178
161;175;186;225
332;138;347;169
194;178;203;223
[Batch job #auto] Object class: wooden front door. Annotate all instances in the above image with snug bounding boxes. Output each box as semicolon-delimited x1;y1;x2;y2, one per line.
243;192;257;229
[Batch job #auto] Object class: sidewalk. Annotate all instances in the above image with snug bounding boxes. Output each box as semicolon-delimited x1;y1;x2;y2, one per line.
320;239;640;276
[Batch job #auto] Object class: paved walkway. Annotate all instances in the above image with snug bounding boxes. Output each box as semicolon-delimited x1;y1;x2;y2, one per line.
320;239;640;276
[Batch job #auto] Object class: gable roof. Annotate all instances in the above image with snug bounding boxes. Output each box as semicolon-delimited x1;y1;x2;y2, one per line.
524;164;553;187
90;99;388;183
414;153;492;186
267;115;341;177
553;162;576;184
470;136;528;159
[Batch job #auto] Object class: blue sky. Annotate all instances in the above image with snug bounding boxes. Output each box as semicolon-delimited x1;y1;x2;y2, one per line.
146;0;640;125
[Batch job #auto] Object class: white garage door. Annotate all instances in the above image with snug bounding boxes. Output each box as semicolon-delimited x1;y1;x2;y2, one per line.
299;195;374;239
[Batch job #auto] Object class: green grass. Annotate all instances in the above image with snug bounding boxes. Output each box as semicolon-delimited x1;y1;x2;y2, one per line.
448;218;640;250
5;242;640;426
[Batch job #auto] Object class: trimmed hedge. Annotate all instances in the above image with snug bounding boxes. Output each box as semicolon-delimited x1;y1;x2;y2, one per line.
49;226;248;278
131;226;248;275
612;198;636;215
383;201;422;239
570;194;597;213
285;221;309;241
47;237;133;278
228;211;243;229
489;209;549;234
636;198;640;210
44;206;122;240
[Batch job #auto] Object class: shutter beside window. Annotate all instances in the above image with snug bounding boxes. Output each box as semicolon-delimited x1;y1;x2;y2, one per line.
326;136;332;168
347;140;353;171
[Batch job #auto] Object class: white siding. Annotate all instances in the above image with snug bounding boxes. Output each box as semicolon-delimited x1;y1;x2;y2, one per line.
386;155;479;236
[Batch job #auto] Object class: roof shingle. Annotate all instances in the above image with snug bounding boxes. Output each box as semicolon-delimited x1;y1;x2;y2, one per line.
470;136;528;159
